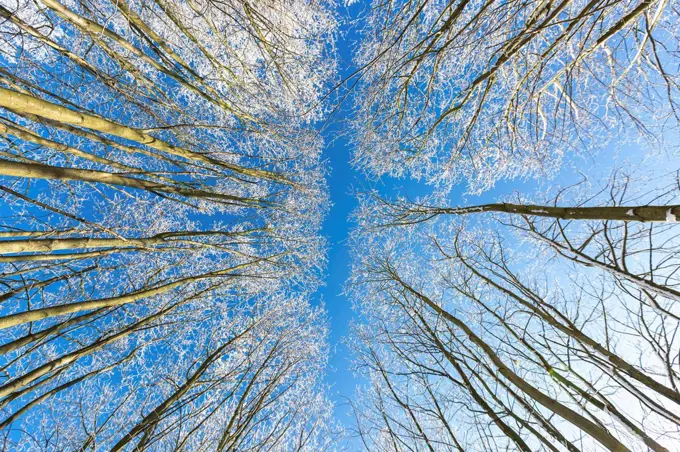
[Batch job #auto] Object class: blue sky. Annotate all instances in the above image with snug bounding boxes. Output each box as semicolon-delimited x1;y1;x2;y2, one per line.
317;4;448;425
318;3;397;424
317;4;526;413
316;4;372;421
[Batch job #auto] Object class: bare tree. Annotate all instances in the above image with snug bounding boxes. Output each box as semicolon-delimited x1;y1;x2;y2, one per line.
348;175;680;450
349;0;680;192
1;294;337;451
0;0;337;448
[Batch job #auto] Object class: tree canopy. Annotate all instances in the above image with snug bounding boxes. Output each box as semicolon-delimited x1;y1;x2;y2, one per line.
1;0;679;450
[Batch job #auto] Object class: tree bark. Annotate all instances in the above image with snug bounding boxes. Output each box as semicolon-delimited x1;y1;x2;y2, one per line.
0;259;259;330
0;87;286;183
431;202;680;222
0;230;258;255
0;159;263;206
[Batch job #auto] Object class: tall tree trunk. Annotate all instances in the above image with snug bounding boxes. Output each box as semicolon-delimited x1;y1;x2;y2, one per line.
0;230;260;255
392;272;631;451
0;87;285;183
0;159;264;206
401;202;680;223
0;258;263;330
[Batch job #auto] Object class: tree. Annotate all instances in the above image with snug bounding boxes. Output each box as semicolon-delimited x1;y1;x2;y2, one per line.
1;294;337;451
348;175;680;450
0;0;337;447
355;189;680;230
0;0;334;307
349;0;680;192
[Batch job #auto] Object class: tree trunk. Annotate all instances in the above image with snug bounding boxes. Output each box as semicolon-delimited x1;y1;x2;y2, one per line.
0;159;263;206
0;87;285;183
0;259;260;330
0;230;258;255
436;202;680;222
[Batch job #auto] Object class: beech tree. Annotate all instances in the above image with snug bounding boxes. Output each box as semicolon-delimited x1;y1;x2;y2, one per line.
1;294;337;451
348;176;680;450
356;190;680;231
0;0;337;448
0;0;335;315
349;0;680;192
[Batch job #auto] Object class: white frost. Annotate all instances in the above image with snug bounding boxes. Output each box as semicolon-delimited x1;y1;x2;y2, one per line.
666;209;677;222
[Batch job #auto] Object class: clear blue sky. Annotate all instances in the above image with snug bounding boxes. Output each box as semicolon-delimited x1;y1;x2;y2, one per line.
316;3;383;424
316;3;369;422
316;3;438;426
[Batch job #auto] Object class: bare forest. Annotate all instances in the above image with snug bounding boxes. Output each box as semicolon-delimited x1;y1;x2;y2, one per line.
0;0;679;450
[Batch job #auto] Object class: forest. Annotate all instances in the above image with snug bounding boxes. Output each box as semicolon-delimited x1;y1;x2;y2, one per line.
0;0;678;450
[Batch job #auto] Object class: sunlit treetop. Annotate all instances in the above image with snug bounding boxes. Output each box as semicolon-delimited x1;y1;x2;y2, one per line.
349;0;680;193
